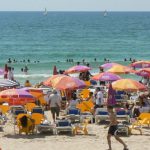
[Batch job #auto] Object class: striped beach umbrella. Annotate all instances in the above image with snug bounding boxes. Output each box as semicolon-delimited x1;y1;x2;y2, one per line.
130;61;150;68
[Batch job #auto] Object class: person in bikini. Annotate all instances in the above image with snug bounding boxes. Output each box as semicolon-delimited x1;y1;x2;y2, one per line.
104;106;128;150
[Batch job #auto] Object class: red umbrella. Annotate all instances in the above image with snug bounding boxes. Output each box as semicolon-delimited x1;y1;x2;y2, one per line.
53;65;58;75
130;61;150;68
4;64;8;79
135;68;150;77
0;89;35;105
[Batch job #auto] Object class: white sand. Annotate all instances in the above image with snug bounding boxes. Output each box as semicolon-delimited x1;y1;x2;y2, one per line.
1;111;150;150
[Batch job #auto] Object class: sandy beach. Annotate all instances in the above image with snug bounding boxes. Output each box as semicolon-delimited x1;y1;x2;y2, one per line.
1;111;150;150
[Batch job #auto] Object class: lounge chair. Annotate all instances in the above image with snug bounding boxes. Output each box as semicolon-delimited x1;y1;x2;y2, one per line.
55;119;73;135
31;106;44;115
66;108;80;123
80;111;93;123
95;108;109;124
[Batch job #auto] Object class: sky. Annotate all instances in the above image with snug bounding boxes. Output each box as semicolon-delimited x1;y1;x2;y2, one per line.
0;0;150;11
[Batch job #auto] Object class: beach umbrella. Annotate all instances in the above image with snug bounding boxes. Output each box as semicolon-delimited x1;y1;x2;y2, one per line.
44;75;86;90
107;65;135;74
107;84;116;106
0;79;20;88
0;89;35;105
43;74;66;86
65;65;91;74
100;63;122;69
92;72;121;81
21;87;44;99
112;79;147;92
130;61;150;68
135;68;150;78
53;65;58;75
4;64;8;79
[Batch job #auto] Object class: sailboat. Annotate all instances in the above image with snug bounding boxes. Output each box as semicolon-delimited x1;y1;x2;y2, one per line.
103;10;107;17
43;8;48;15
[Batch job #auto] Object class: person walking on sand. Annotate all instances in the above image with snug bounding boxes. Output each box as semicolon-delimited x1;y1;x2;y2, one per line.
48;89;62;122
104;106;128;150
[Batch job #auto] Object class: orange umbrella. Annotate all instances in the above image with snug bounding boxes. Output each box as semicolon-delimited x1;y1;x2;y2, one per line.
130;61;150;68
112;79;147;92
44;75;86;90
0;89;35;105
65;65;91;74
43;74;66;86
107;65;135;74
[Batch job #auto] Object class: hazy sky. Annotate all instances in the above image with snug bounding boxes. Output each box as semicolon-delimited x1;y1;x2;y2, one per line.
0;0;150;11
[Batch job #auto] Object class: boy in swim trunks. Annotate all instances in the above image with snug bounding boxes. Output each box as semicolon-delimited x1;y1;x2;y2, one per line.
104;106;128;150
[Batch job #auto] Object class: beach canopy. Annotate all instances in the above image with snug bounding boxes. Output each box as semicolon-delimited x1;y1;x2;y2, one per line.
65;65;91;74
107;65;135;74
43;75;86;90
130;61;150;68
92;72;121;81
100;63;122;69
0;89;35;105
112;79;147;92
135;68;150;78
0;79;20;88
107;84;116;106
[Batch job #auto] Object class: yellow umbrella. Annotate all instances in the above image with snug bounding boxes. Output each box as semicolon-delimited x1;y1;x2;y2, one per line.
107;65;135;74
112;79;147;92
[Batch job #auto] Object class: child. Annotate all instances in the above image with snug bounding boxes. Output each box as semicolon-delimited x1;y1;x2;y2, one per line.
104;106;128;150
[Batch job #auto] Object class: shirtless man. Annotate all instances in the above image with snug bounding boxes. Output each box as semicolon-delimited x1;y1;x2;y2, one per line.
105;106;128;150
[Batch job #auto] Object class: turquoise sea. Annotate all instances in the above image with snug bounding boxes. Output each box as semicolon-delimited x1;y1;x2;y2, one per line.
0;12;150;84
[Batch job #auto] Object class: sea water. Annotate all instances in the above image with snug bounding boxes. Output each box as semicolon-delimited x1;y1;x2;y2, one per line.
0;12;150;84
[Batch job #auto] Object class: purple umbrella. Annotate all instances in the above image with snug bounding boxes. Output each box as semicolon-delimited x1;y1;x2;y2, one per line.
92;72;121;81
100;63;122;69
107;83;116;106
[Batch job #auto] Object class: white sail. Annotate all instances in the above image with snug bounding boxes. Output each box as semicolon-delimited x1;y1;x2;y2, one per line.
104;10;107;17
43;8;48;15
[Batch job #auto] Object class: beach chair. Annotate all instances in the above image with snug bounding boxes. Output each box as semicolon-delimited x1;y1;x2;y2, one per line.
73;119;89;135
95;108;109;124
115;91;125;102
16;114;35;135
0;105;10;115
55;119;73;135
80;111;93;123
31;106;44;115
31;113;45;133
115;108;130;122
66;108;80;123
25;103;37;112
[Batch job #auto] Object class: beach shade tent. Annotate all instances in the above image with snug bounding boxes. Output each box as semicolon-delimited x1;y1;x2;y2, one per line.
112;79;147;92
100;63;122;69
107;65;136;74
135;68;150;78
43;75;86;90
0;79;20;88
92;72;121;81
53;65;58;75
65;65;91;74
0;89;35;105
107;83;116;106
4;64;8;79
130;61;150;69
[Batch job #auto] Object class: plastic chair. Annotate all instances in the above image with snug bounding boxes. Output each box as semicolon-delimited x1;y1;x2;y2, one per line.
95;108;109;124
25;103;37;112
55;119;73;135
31;106;44;115
0;105;10;115
16;114;35;135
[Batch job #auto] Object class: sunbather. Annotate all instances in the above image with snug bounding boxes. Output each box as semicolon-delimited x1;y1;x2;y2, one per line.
104;106;128;150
